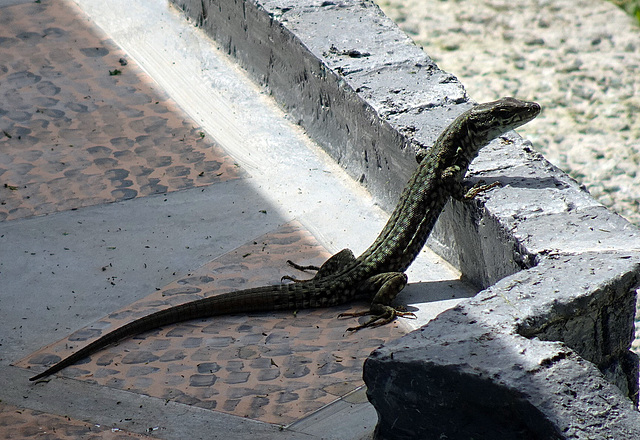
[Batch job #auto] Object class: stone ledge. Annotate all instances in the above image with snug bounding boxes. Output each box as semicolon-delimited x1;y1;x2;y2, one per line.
169;0;640;437
171;0;469;212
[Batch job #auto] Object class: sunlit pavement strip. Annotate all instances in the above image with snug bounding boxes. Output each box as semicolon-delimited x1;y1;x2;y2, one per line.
0;401;153;440
0;0;476;438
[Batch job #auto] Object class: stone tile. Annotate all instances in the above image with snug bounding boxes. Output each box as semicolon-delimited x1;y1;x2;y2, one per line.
19;222;408;425
0;0;241;221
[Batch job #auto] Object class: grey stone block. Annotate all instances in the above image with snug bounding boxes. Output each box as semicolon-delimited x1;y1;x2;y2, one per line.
365;330;640;440
365;253;640;438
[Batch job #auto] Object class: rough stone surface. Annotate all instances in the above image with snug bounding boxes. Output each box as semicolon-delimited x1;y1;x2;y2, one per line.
365;253;640;439
366;332;640;440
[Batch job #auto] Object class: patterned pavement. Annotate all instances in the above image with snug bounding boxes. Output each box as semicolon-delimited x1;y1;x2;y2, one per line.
0;0;241;221
18;222;403;425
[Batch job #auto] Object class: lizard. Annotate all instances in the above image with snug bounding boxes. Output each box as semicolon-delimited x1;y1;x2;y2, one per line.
29;97;540;381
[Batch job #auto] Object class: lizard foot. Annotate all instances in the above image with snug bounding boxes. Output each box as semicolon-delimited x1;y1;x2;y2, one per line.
463;180;500;200
286;260;321;272
281;274;307;283
283;249;356;282
339;306;416;332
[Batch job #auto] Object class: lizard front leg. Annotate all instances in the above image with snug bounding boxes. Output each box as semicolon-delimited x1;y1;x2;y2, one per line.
460;180;500;200
442;164;500;201
339;272;413;331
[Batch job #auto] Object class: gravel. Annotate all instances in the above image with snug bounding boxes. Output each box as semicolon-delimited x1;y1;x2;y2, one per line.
375;0;640;225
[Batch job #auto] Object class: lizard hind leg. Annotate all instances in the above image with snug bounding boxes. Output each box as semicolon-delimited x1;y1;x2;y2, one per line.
282;248;356;283
281;260;321;283
339;272;414;331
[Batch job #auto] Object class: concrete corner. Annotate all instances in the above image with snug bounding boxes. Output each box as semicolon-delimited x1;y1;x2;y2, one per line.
365;181;640;437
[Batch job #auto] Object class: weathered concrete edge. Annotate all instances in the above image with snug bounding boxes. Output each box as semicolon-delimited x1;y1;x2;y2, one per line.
364;254;640;438
170;0;469;214
167;0;640;436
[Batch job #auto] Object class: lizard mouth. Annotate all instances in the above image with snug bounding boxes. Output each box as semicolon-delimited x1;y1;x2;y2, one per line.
518;99;541;116
508;100;541;128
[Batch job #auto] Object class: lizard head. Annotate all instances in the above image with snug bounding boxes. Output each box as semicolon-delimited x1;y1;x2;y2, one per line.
443;97;540;167
467;97;541;143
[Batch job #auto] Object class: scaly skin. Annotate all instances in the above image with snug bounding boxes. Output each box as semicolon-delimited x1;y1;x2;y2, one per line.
29;97;540;381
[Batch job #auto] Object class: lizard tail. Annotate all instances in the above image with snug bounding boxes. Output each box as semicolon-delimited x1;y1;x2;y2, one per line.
29;285;290;381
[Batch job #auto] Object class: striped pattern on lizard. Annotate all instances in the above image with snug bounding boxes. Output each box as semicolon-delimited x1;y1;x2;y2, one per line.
29;97;540;381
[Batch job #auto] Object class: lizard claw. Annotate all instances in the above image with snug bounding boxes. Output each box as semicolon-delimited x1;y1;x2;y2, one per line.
463;181;501;200
286;260;321;272
340;306;416;331
282;260;320;283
